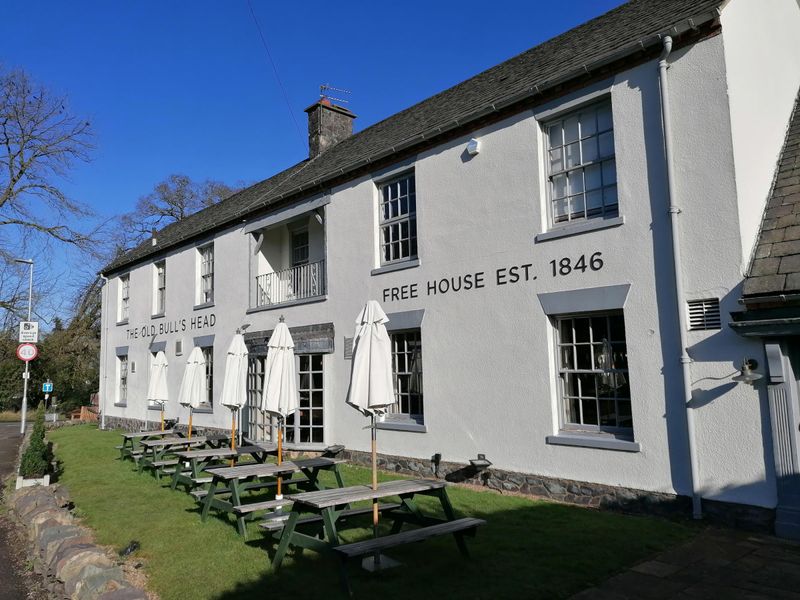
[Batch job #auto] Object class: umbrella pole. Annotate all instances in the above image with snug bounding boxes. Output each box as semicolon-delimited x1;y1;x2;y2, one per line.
276;419;283;499
188;408;193;439
230;410;237;467
371;414;380;567
160;405;164;432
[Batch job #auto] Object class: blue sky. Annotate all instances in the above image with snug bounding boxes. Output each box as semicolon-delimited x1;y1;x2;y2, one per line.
1;0;624;317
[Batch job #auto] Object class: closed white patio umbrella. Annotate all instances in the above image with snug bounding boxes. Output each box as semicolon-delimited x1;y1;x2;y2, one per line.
345;300;396;569
177;347;207;438
261;318;299;501
220;333;249;453
147;350;169;431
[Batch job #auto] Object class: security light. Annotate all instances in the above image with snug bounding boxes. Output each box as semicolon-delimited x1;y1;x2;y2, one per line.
732;359;763;385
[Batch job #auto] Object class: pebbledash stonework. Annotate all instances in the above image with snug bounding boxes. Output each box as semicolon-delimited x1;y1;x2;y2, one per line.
99;0;800;540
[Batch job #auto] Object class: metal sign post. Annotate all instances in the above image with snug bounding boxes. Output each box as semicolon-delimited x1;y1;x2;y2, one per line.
14;258;34;435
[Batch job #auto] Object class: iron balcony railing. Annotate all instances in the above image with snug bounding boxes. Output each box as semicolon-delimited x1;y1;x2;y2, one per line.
254;259;326;308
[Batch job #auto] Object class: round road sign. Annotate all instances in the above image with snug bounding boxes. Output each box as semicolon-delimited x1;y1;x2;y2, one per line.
16;343;38;362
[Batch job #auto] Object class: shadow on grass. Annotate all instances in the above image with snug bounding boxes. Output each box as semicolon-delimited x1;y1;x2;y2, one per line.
50;426;697;600
211;498;697;600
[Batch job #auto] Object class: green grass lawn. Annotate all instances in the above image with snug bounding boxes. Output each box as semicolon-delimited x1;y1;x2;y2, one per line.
49;425;695;600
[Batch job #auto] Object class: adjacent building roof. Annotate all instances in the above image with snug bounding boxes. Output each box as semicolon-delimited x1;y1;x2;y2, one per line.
743;93;800;298
103;0;724;275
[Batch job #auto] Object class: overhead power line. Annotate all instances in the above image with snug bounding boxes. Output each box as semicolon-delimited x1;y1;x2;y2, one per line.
246;0;305;153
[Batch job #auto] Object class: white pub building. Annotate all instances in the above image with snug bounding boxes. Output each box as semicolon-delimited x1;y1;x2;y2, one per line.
100;0;800;536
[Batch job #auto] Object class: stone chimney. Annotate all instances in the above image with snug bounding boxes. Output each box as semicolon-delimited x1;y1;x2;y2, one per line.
304;98;356;158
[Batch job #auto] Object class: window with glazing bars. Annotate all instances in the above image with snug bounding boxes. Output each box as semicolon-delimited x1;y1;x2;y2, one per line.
379;174;417;264
546;101;617;224
390;330;423;423
199;346;213;406
118;355;128;404
199;245;214;304
119;275;130;321
154;261;166;315
556;312;631;433
291;230;309;267
286;354;324;444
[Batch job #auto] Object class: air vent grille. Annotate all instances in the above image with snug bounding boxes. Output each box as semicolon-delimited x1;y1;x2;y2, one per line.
688;298;721;331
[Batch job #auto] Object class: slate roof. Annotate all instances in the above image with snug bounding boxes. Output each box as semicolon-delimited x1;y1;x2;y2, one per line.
743;93;800;297
103;0;724;275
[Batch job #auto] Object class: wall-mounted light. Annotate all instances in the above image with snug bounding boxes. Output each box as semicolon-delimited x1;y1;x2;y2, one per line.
431;452;442;477
314;208;324;225
469;453;492;470
732;359;763;386
466;138;481;156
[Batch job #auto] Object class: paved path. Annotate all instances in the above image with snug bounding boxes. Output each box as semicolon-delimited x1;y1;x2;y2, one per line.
572;526;800;599
0;421;46;600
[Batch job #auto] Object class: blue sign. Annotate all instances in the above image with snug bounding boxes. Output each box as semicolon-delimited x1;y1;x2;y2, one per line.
42;382;53;393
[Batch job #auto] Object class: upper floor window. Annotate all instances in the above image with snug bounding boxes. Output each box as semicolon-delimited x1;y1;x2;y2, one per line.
546;101;617;225
555;312;631;435
379;173;417;265
291;229;309;267
118;274;130;323
198;244;214;305
153;260;166;316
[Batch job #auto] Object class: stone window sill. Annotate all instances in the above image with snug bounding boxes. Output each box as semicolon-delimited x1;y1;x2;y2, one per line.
151;313;165;320
116;319;129;327
546;432;640;452
192;406;214;414
371;259;420;276
113;403;127;408
193;301;214;311
535;216;625;243
376;419;426;433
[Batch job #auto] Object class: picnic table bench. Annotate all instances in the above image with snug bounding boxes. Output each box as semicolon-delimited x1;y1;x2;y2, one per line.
170;444;277;492
200;456;346;538
270;478;485;594
137;436;207;476
117;429;178;461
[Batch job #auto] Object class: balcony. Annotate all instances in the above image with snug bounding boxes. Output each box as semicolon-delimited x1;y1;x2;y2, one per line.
253;259;326;309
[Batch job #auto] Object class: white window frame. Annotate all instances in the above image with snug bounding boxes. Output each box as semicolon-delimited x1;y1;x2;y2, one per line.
118;274;130;323
201;345;213;408
197;244;214;306
153;260;166;316
554;311;632;437
544;99;617;227
386;328;423;425
286;354;324;445
117;354;128;405
378;172;417;266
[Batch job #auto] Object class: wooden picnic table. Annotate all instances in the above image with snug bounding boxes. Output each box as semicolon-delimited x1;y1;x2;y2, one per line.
170;444;277;492
270;478;485;592
137;436;207;476
117;428;178;461
199;457;346;538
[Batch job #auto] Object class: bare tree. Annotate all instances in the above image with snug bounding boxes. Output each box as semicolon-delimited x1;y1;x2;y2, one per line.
0;67;95;250
118;173;242;249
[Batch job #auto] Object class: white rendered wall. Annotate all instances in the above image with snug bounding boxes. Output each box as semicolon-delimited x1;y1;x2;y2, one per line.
100;33;777;508
721;0;800;268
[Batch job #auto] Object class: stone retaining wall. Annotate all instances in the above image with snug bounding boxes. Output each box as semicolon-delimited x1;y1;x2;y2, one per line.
343;449;775;533
102;415;227;438
9;485;148;600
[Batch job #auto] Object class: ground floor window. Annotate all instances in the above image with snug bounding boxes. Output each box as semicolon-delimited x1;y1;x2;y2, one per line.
201;346;214;408
286;354;324;444
117;355;128;405
556;312;631;433
389;329;423;424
